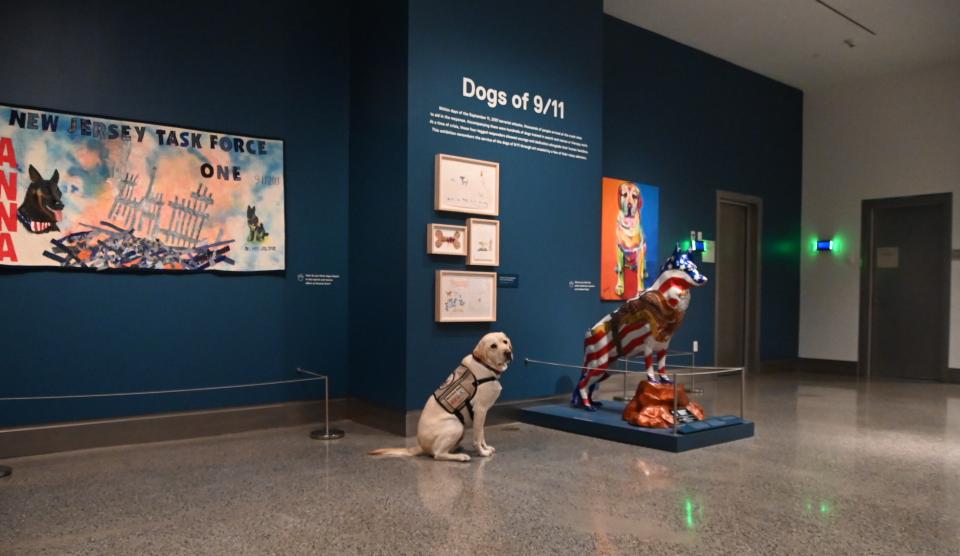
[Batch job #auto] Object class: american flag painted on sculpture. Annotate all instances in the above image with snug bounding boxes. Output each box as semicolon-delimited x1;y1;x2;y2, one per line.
582;315;652;374
572;246;707;409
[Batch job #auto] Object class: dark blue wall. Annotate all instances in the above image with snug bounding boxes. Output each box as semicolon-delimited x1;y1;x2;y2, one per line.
405;0;605;409
402;7;801;410
347;0;409;410
1;2;803;425
0;1;351;426
603;17;802;363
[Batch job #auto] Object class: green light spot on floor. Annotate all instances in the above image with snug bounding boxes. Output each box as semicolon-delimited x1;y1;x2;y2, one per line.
684;498;695;529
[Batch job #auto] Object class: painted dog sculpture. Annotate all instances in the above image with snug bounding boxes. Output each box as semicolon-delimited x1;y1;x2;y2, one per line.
572;246;707;411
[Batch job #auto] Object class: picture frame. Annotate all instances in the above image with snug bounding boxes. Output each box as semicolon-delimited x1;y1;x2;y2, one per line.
427;223;468;256
435;270;497;322
434;154;500;216
466;218;500;266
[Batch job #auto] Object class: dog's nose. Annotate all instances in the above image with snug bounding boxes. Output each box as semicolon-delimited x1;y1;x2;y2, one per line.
505;350;513;360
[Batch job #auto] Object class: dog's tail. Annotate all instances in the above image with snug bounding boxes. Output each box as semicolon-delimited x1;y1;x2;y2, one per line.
368;446;423;458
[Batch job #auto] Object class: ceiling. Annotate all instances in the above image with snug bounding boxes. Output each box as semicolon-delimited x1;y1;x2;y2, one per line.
603;0;960;90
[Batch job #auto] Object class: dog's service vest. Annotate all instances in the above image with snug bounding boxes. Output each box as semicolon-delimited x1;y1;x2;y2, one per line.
433;362;499;425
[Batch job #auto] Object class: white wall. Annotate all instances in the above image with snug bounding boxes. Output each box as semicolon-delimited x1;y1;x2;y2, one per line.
800;60;960;368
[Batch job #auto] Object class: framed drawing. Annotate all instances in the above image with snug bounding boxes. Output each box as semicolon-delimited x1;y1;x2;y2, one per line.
427;223;468;256
434;154;499;216
435;270;497;322
467;218;500;266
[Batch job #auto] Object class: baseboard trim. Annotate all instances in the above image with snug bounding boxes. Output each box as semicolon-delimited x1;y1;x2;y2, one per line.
347;398;409;437
774;358;859;375
949;368;960;384
0;391;572;457
0;399;350;459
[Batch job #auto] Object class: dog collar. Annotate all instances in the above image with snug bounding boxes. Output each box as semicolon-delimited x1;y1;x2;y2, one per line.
472;355;504;378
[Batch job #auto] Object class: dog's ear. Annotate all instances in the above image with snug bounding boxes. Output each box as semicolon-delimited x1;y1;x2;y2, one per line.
28;165;41;183
50;169;59;186
472;338;486;364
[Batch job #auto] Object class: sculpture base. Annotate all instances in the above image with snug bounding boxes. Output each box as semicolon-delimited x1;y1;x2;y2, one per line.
623;381;706;428
518;401;753;453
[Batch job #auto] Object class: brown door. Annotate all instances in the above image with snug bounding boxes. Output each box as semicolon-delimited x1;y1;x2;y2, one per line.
716;194;760;369
861;194;952;380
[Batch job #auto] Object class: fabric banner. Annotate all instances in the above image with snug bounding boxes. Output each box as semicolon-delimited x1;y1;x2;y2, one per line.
0;104;284;271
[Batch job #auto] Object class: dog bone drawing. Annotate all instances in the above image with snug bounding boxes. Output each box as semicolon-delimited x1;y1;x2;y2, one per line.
434;230;462;249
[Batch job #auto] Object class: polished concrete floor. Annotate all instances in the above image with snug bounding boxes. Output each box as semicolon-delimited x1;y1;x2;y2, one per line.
2;371;959;555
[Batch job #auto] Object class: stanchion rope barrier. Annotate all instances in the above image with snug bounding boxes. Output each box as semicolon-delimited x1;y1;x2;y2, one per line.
0;368;343;481
0;374;326;401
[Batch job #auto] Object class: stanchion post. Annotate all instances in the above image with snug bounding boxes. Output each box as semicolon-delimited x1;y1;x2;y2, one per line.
0;465;11;479
739;367;745;419
691;351;696;393
622;357;628;400
307;371;344;441
672;373;679;435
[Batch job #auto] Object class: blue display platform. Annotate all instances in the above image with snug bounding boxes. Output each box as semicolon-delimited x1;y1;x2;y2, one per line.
518;401;754;453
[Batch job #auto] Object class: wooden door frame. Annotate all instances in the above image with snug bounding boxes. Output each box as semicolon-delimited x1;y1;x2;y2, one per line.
858;192;952;381
715;191;763;372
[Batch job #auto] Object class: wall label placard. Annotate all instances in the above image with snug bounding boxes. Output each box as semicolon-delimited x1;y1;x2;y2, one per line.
298;273;339;286
498;273;519;288
569;280;596;292
876;247;899;269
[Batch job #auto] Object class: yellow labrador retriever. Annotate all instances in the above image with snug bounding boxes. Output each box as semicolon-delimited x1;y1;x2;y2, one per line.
370;332;513;462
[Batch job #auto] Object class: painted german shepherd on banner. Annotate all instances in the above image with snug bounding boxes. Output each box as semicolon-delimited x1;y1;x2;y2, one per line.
17;165;64;234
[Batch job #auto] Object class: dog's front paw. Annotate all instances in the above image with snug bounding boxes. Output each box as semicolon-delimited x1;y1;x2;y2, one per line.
485;445;496;454
475;444;494;457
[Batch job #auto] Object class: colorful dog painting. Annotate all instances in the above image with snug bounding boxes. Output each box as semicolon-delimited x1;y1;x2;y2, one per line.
600;178;659;300
614;181;645;296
